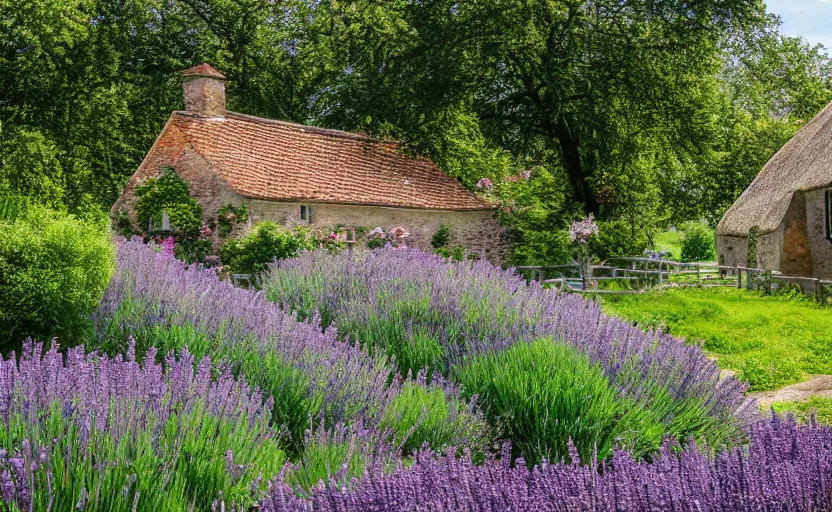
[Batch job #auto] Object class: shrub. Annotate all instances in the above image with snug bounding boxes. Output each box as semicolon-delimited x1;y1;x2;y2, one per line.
0;341;284;511
452;339;720;465
0;206;114;349
221;222;317;275
379;380;490;457
590;219;651;259
92;241;476;462
680;222;716;262
431;224;451;249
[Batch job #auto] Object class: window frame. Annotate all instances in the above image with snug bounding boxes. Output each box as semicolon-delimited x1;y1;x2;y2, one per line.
826;190;832;242
299;204;313;222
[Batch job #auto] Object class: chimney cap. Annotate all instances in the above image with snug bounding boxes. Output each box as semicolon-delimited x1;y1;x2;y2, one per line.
182;63;226;80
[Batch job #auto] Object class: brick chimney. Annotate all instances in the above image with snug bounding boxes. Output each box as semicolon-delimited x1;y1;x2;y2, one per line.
182;63;226;117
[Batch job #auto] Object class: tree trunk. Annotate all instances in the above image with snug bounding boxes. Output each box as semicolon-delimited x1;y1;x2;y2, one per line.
553;118;598;215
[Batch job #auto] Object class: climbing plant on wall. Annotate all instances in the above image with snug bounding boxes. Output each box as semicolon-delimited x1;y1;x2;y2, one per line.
134;168;209;262
135;167;202;237
217;203;249;237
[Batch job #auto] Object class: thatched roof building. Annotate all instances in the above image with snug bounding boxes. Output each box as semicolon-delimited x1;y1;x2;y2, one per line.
716;101;832;279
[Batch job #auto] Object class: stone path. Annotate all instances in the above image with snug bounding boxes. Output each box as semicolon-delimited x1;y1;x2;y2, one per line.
750;375;832;408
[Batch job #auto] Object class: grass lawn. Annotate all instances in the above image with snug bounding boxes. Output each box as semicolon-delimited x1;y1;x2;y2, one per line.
771;397;832;425
652;229;683;259
599;288;832;391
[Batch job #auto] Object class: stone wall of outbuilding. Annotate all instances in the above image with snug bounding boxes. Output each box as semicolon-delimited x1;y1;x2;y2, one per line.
806;188;832;279
246;199;509;265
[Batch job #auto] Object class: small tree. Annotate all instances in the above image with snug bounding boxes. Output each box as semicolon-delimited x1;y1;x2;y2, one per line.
680;223;716;262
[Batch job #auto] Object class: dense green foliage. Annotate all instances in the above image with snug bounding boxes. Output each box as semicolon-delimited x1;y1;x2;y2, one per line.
680;223;717;262
0;0;829;263
455;339;726;465
601;288;832;391
134;168;202;236
455;341;622;464
0;206;113;348
380;381;490;458
220;222;317;275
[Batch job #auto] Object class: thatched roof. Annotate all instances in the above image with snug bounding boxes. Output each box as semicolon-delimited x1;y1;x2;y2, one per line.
717;100;832;237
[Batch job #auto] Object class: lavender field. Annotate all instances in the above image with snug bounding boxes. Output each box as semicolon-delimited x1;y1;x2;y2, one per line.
2;241;831;511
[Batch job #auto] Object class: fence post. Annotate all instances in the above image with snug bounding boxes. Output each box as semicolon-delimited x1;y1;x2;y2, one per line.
696;265;701;285
658;261;663;286
813;278;820;303
735;266;742;289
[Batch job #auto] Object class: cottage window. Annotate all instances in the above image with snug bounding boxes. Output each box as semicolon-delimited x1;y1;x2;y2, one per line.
299;205;313;222
149;210;172;233
826;190;832;242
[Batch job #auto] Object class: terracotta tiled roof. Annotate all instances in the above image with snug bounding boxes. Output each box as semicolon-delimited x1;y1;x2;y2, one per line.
166;111;494;211
182;63;226;79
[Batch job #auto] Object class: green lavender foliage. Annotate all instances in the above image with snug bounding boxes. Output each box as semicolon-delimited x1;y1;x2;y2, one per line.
454;340;728;465
96;306;316;456
379;380;491;457
1;402;285;511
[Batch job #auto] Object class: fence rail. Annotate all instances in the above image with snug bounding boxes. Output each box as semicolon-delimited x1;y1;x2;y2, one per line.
516;258;832;304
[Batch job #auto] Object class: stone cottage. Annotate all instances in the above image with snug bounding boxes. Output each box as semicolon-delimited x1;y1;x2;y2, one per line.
111;64;506;263
716;100;832;279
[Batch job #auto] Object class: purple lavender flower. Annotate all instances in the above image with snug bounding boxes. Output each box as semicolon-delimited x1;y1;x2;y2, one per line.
94;240;401;453
0;339;275;509
476;177;493;190
264;248;755;452
261;416;832;512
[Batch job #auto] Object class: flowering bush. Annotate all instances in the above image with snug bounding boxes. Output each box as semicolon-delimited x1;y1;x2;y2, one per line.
569;215;599;244
93;240;482;459
263;249;753;463
262;417;832;512
0;340;283;510
365;227;387;249
217;203;249;237
570;215;599;287
475;177;493;189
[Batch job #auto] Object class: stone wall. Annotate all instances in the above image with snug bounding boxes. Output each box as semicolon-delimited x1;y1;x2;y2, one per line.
716;235;748;268
806;188;832;279
716;227;783;272
111;124;242;234
247;199;509;265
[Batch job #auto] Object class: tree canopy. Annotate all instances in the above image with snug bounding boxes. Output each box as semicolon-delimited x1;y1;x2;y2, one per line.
1;0;830;263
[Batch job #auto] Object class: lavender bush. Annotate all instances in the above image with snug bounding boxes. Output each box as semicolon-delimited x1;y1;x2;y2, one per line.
261;416;832;512
0;339;283;510
91;240;487;457
263;249;755;459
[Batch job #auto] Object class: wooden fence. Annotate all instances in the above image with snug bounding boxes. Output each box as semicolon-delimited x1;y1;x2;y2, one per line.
516;258;832;304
